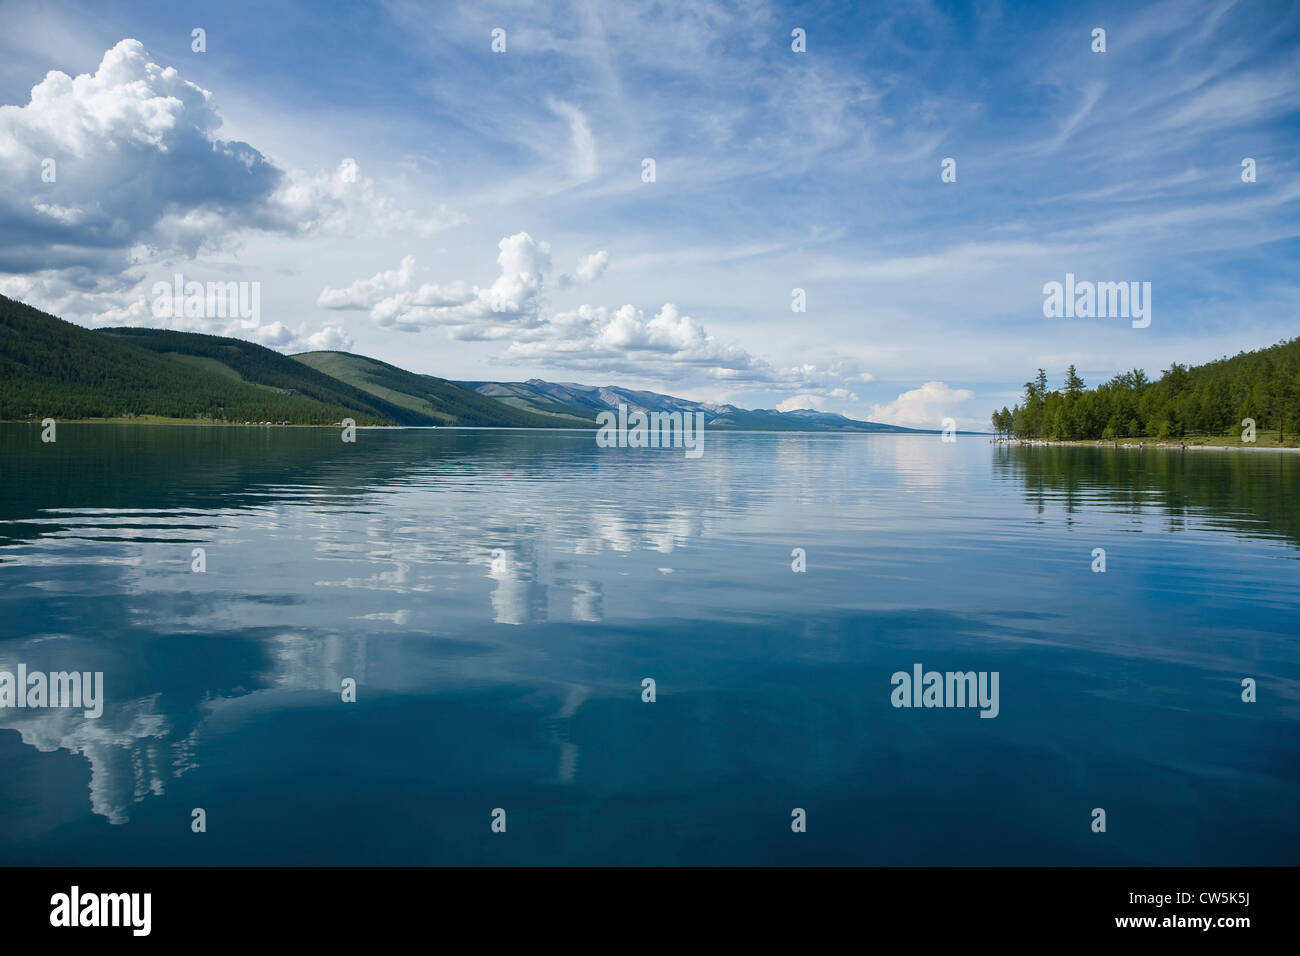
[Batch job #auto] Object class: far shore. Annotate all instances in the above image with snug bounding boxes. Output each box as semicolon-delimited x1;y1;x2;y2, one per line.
0;417;939;435
992;436;1300;453
7;419;1293;448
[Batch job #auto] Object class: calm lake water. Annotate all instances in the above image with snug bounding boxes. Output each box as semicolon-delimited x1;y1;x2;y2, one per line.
0;424;1296;865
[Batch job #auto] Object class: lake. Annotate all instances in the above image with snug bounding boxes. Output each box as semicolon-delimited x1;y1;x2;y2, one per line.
0;424;1296;865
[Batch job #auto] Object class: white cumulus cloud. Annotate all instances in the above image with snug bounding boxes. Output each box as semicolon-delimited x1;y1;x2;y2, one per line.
777;394;826;412
558;250;609;287
869;381;975;428
318;234;877;393
0;39;464;329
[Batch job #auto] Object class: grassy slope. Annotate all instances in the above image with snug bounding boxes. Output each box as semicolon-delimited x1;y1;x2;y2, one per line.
103;328;430;424
294;352;585;428
454;382;597;424
163;353;245;381
0;295;389;424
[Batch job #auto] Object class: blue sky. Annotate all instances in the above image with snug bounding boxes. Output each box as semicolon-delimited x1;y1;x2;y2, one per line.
0;0;1296;428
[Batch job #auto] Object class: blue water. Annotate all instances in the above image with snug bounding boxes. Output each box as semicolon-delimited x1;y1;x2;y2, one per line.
0;424;1296;865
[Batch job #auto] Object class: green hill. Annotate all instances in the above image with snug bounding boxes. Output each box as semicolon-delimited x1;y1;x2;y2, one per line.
0;295;594;427
101;327;429;424
0;295;389;424
292;351;578;428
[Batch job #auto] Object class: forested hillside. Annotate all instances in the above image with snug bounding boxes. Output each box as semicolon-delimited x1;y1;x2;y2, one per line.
992;339;1300;442
0;296;587;427
0;295;389;424
102;327;430;424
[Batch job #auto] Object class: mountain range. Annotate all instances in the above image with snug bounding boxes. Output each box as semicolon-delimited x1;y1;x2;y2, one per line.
454;378;921;432
0;294;924;432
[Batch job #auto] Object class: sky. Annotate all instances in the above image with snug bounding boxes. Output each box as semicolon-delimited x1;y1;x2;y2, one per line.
0;0;1296;429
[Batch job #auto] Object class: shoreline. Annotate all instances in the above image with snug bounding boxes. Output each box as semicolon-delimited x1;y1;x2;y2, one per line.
1;417;372;427
0;418;939;435
991;437;1300;453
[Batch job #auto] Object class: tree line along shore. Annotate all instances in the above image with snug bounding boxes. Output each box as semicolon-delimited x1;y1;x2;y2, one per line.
990;338;1300;448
